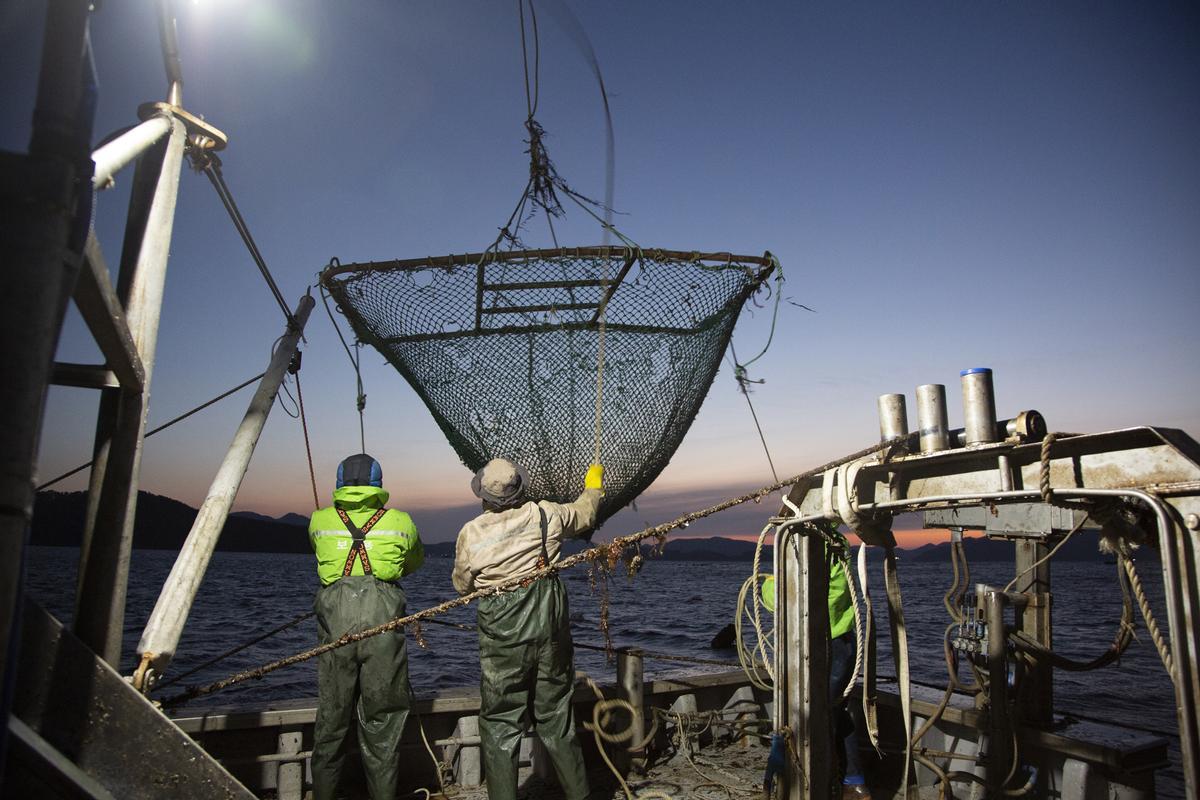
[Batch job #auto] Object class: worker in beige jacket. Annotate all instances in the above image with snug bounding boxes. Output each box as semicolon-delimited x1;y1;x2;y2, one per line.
452;458;603;800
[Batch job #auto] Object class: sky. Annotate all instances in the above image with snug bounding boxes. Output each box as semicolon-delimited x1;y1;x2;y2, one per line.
3;1;1198;547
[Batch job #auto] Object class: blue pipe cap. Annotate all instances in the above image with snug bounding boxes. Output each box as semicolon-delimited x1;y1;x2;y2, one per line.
960;367;992;376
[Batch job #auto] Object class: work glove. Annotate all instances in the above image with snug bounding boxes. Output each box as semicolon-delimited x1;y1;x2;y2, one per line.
762;732;787;797
585;463;604;491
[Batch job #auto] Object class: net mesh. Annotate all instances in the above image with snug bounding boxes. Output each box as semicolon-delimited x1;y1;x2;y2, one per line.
322;246;775;526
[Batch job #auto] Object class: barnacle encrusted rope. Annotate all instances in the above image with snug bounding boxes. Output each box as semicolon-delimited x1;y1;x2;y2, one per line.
320;248;776;527
160;439;894;706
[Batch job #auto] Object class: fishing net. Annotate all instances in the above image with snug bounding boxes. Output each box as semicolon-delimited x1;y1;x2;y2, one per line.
321;246;776;526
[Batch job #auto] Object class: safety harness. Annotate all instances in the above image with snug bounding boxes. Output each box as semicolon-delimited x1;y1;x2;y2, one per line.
337;507;387;577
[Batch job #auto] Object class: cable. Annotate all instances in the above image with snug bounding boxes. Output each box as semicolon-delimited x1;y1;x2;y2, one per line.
294;368;320;511
727;342;778;484
319;279;368;452
1002;512;1089;593
37;371;266;490
154;610;314;690
197;152;296;329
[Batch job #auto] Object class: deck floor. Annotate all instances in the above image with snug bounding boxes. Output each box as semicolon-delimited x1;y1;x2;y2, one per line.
423;738;771;800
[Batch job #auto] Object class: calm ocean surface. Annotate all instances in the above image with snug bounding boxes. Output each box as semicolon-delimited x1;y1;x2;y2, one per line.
24;546;1183;796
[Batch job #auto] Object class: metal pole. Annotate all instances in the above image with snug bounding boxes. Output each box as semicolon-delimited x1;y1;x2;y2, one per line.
775;525;832;800
91;114;173;190
984;589;1013;790
134;295;315;687
617;648;646;772
1013;539;1053;726
74;121;187;665
0;0;93;760
155;0;184;106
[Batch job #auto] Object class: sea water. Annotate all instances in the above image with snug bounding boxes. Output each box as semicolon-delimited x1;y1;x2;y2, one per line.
23;546;1182;796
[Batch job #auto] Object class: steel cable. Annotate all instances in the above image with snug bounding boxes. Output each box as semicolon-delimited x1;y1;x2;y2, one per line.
37;371;266;490
198;153;296;329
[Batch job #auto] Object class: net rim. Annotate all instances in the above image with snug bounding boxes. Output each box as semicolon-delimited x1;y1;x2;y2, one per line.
321;246;776;283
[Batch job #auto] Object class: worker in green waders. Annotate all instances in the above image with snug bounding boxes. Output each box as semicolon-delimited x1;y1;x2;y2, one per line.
452;458;604;800
761;522;870;800
308;453;424;800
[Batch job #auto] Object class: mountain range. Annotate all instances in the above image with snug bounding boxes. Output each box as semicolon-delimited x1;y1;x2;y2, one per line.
30;490;1134;563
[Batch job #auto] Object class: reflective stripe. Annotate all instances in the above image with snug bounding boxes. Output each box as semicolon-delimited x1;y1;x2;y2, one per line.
311;529;416;538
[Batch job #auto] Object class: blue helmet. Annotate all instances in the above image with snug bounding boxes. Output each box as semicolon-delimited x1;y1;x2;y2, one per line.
336;453;383;488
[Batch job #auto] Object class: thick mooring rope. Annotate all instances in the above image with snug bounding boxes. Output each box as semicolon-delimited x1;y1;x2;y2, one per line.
1123;554;1174;677
160;440;895;706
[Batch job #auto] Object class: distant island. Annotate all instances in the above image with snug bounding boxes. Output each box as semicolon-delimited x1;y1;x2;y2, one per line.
31;490;1131;563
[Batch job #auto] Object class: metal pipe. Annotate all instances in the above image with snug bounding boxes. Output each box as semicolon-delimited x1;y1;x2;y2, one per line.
916;384;950;453
135;295;314;684
960;368;998;446
618;648;647;770
877;393;909;443
773;524;833;800
91;115;173;190
74;121;187;664
984;588;1013;789
155;0;184;105
788;482;1199;790
998;454;1014;492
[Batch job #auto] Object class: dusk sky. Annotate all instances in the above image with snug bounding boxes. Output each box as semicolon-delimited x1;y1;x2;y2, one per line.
4;2;1197;546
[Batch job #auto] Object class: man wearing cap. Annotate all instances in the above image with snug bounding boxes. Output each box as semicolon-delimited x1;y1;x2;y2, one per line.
453;458;604;800
308;453;424;800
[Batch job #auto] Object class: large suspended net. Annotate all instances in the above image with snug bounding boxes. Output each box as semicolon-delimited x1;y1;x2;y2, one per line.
321;246;776;525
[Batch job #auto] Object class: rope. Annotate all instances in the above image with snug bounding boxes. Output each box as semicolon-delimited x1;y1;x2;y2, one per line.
294;369;320;510
839;557;864;700
154;610;315;691
1008;557;1136;672
747;523;776;686
1123;554;1174;677
421;618;743;668
727;254;784;372
195;152;296;329
573;641;743;669
727;342;777;484
594;258;608;465
160;439;896;706
1002;511;1090;594
37;371;266;491
319;278;368;452
1038;431;1094;512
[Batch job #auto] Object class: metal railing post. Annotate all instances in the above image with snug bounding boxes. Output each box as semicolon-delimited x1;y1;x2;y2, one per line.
74;120;187;665
134;295;315;687
617;648;646;772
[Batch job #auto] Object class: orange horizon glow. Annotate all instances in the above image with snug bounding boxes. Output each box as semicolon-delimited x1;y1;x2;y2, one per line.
700;528;984;550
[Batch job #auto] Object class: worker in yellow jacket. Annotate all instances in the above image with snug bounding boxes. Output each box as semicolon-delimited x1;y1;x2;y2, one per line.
308;453;424;800
453;458;603;800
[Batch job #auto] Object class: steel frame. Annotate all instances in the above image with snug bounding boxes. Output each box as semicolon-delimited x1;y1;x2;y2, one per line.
771;426;1200;798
